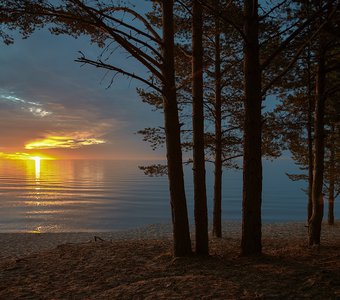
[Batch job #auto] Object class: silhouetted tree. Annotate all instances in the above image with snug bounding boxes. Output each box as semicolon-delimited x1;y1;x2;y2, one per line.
192;0;209;255
1;0;193;256
308;0;340;246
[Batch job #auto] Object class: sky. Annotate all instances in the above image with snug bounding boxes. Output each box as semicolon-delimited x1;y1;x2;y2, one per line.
0;26;164;160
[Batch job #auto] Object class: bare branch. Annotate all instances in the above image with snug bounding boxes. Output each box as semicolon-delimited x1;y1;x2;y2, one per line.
102;23;162;61
222;126;240;134
100;6;162;41
72;0;164;82
259;0;288;21
76;55;162;94
222;154;242;163
259;18;302;48
78;2;161;45
175;0;193;16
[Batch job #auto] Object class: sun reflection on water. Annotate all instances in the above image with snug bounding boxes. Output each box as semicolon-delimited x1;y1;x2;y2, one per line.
32;156;41;180
1;159;169;233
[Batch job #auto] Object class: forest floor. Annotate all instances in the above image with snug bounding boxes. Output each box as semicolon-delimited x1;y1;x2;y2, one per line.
0;222;339;299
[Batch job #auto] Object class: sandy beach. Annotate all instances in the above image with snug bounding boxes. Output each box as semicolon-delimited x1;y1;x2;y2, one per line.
0;222;339;299
0;221;338;258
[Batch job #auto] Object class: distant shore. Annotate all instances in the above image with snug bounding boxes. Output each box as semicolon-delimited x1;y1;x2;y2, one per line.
0;221;338;259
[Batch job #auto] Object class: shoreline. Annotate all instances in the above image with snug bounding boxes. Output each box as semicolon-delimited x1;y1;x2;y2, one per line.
0;221;338;259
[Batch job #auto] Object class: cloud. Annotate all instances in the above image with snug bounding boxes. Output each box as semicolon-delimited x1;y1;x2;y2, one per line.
25;135;106;150
0;89;52;117
0;29;162;159
28;107;52;117
0;85;120;152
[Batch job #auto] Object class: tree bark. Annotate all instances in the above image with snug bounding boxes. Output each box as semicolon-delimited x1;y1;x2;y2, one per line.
241;0;262;256
328;178;335;226
308;43;326;246
307;97;314;222
307;54;314;223
213;0;223;238
192;0;209;255
162;0;192;256
328;123;335;225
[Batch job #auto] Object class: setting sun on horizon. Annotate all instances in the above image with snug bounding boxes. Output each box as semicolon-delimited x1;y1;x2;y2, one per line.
0;152;56;161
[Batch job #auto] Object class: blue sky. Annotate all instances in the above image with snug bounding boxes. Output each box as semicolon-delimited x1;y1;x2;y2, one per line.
0;27;164;160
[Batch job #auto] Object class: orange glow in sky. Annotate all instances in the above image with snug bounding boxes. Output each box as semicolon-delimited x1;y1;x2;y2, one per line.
0;134;109;161
0;152;55;161
25;136;106;150
0;16;168;161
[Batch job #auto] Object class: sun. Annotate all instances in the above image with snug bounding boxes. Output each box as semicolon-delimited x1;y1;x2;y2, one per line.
31;156;41;162
0;153;55;161
29;154;55;161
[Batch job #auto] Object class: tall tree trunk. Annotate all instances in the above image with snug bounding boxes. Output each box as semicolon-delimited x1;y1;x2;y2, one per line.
162;0;192;256
241;0;262;256
192;0;209;255
328;123;335;225
213;0;223;238
307;53;314;223
308;44;326;246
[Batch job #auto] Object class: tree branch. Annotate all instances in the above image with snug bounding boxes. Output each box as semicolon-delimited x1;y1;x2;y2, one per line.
259;0;288;21
72;0;164;82
76;55;162;94
261;1;338;71
197;0;246;41
100;6;162;41
262;10;337;95
222;154;242;163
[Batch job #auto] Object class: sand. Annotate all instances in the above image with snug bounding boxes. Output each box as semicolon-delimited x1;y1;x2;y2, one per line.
0;222;339;299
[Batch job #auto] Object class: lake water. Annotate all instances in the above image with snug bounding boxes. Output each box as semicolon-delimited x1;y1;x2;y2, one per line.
0;159;337;232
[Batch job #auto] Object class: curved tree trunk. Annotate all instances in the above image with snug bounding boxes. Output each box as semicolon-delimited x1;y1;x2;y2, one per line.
162;0;192;256
192;0;209;255
241;0;262;256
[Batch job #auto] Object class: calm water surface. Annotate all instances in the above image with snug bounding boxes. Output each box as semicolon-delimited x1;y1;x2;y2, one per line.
0;159;337;232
